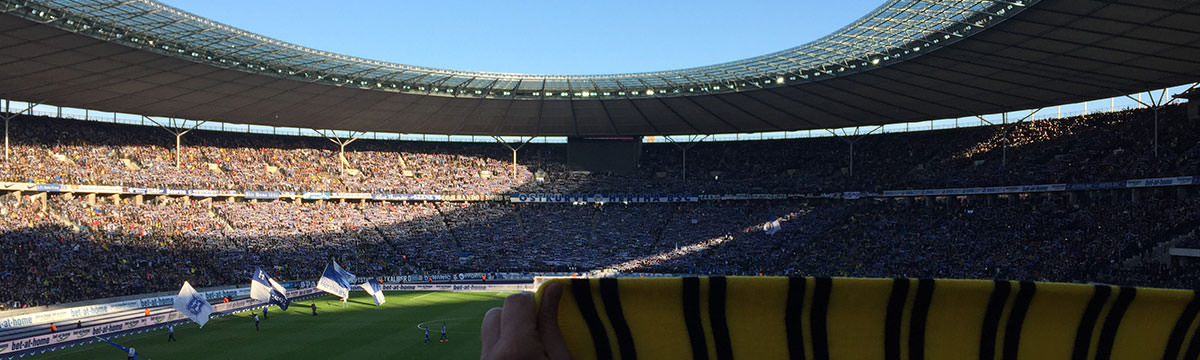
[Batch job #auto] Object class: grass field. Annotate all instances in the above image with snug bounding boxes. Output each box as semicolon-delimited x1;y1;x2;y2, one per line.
30;291;510;360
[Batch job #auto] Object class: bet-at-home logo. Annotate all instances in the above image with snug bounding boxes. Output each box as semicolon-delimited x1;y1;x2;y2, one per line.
11;337;51;350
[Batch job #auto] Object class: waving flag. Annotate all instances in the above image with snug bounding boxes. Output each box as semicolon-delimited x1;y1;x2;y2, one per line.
249;266;272;301
359;280;386;306
764;218;781;235
332;260;356;283
172;281;213;328
267;278;290;310
250;266;290;310
316;263;349;298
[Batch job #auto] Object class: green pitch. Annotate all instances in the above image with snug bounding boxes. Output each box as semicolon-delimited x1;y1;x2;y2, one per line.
31;291;510;360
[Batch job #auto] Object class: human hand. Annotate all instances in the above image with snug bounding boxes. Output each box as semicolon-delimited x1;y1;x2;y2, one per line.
480;282;571;360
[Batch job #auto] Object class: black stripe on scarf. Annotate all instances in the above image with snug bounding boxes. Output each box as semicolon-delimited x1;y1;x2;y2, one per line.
1073;285;1112;360
709;277;733;360
1001;281;1035;360
786;276;808;360
885;278;911;360
909;278;935;360
599;278;637;360
1095;287;1136;360
682;277;708;360
979;280;1011;360
1162;290;1200;360
572;279;613;360
811;277;832;360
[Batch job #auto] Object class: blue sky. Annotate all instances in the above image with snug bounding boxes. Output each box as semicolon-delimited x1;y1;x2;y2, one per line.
160;0;884;75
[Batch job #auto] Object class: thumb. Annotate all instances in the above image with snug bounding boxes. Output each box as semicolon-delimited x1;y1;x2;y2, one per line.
538;282;571;360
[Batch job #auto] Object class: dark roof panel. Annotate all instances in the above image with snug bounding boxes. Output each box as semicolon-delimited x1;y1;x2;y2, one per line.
0;0;1197;136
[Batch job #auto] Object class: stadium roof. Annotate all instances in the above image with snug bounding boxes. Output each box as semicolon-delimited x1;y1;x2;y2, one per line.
0;0;1199;136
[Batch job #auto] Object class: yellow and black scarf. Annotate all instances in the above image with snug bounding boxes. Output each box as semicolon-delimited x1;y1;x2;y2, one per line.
537;277;1200;359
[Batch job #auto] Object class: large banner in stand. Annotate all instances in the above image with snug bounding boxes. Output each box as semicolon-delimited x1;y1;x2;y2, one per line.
371;193;441;201
1126;176;1194;188
125;187;168;195
510;193;699;203
0;182;37;191
9;174;1200;205
381;283;534;292
244;191;281;200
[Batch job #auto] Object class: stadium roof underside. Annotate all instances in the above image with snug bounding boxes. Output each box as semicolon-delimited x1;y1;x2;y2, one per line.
0;0;1199;137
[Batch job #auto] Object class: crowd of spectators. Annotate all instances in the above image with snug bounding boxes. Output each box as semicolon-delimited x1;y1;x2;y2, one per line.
4;187;1198;308
0;116;527;194
1;104;1196;195
639;194;1200;290
2;104;1199;309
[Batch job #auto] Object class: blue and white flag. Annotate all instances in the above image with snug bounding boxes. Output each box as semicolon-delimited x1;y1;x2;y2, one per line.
316;263;349;299
359;280;386;306
267;278;290;310
764;218;781;235
332;260;356;283
249;266;272;302
250;267;290;310
172;281;213;328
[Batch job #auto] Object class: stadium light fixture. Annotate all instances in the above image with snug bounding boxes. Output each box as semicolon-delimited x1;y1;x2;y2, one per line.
776;76;785;84
872;58;880;65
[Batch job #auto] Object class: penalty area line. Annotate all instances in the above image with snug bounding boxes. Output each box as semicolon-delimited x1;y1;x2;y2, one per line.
416;317;475;331
408;292;439;302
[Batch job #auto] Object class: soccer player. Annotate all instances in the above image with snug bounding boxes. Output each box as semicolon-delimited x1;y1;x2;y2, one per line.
253;313;260;331
440;323;448;343
262;306;268;319
126;347;136;360
311;303;317;316
166;324;176;343
424;325;430;344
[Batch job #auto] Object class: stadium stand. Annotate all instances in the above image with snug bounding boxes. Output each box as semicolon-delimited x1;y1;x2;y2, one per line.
3;0;1200;358
1;104;1196;194
2;104;1199;310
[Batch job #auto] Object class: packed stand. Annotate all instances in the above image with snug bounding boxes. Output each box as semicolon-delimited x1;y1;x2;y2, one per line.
1;104;1196;195
5;187;1200;308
